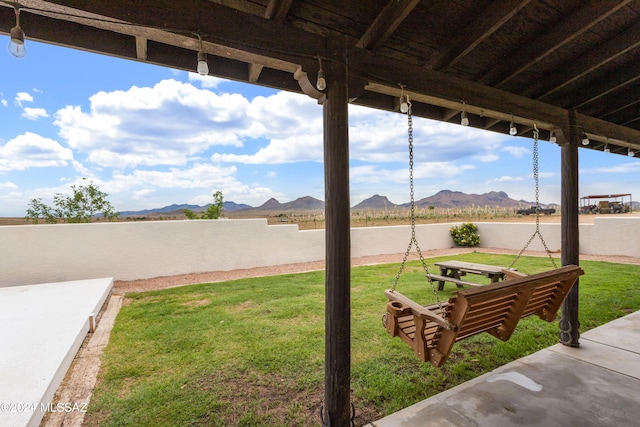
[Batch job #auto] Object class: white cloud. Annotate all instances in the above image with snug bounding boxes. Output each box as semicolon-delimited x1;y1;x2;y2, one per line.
486;175;524;183
22;107;49;120
1;99;7;107
53;79;254;169
14;92;33;106
188;73;227;88
503;145;530;158
0;181;18;189
0;132;73;171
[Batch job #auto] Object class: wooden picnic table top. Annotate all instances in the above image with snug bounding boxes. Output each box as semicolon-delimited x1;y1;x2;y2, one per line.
434;260;508;275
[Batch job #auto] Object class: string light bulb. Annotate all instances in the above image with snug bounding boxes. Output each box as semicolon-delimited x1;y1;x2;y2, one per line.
400;95;409;113
509;114;517;136
604;144;610;153
581;133;590;146
461;110;469;126
628;148;635;157
549;130;556;143
196;34;209;76
316;57;326;91
8;7;26;58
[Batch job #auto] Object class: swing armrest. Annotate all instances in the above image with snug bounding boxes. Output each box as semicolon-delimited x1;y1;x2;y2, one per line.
501;269;527;279
385;290;457;331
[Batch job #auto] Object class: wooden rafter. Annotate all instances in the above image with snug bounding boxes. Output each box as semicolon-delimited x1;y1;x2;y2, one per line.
529;20;640;100
424;0;532;71
249;0;294;82
356;0;420;51
480;0;633;87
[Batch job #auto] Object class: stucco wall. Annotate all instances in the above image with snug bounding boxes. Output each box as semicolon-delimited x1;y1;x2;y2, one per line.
1;217;638;287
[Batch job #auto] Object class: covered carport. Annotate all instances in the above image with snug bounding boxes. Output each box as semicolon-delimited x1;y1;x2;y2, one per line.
2;1;640;425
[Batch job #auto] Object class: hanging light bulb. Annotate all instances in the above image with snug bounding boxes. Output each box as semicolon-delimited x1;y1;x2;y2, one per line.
8;7;26;58
604;144;610;153
461;110;469;126
628;148;635;157
581;133;590;145
316;57;326;91
549;130;556;143
509;114;517;136
400;95;409;113
196;34;209;76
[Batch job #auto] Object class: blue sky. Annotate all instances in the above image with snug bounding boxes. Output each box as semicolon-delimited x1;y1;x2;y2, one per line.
1;41;639;217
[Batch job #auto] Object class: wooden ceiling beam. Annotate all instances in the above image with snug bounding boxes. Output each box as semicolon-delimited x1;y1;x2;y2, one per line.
425;0;531;71
249;0;294;82
481;0;633;88
42;0;326;68
356;0;421;51
528;21;640;100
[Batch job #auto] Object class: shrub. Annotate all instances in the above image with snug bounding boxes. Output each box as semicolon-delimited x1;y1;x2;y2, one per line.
450;222;480;247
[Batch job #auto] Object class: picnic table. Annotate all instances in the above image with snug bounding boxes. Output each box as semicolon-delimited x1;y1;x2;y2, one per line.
431;260;512;290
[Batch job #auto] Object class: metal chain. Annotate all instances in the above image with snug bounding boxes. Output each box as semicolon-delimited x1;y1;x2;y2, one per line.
509;125;557;269
391;98;447;320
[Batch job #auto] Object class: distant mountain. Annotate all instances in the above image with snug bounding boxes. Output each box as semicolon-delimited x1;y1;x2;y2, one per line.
120;203;202;216
119;190;559;217
222;201;252;212
240;196;325;212
409;190;532;209
352;194;399;210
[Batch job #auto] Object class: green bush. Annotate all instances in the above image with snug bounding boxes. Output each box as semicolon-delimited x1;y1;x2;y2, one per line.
450;222;480;247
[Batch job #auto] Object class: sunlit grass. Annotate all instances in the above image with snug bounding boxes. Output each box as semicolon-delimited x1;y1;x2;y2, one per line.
85;253;640;426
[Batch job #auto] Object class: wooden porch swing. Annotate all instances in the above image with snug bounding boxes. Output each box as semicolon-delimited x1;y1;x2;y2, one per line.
383;97;584;367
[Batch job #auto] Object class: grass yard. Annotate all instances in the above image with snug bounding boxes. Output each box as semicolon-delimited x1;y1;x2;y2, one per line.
85;253;640;426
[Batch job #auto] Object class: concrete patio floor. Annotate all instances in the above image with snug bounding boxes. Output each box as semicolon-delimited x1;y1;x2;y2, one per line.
0;278;113;427
367;310;640;427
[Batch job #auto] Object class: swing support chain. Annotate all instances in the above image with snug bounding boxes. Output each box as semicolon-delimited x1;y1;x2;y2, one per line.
390;97;449;324
509;124;557;270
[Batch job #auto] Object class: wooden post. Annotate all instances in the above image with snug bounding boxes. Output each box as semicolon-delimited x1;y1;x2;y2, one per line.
558;110;580;347
322;36;351;426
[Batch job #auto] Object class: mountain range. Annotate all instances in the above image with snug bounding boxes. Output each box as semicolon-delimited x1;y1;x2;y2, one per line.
119;190;556;216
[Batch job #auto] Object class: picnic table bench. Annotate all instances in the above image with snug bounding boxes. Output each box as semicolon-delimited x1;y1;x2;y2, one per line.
431;260;514;290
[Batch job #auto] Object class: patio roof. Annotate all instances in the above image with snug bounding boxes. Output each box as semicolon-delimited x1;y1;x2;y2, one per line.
1;0;640;155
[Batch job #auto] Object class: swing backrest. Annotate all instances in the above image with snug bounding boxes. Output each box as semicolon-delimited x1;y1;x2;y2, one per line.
385;265;584;367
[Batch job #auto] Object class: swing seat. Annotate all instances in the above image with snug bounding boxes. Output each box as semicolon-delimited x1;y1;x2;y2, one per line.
384;265;584;367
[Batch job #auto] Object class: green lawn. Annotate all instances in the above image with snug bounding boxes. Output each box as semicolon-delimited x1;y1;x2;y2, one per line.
85;253;640;426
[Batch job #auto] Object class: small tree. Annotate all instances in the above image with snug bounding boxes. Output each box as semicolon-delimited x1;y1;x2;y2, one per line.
25;180;119;224
184;191;224;220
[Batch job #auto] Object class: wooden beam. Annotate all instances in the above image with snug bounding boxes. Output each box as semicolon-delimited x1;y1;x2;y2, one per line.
558;111;580;348
356;0;421;51
135;36;147;60
425;0;531;71
481;0;633;87
265;0;293;23
248;0;294;83
323;36;351;427
525;20;640;100
42;0;326;69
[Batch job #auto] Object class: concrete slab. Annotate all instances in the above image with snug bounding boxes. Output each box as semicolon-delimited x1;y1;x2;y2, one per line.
0;278;113;427
580;310;640;354
367;311;640;427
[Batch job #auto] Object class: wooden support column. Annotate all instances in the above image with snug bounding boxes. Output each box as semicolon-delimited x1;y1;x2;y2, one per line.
557;110;580;347
322;36;351;427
